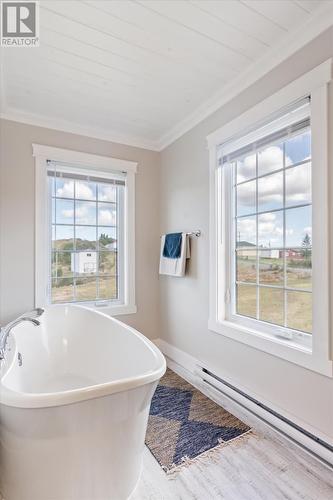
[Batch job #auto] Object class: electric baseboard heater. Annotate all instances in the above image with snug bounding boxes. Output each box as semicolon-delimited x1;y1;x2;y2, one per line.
195;365;333;467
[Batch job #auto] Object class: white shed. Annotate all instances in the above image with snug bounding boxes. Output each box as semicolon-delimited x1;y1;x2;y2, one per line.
71;251;97;274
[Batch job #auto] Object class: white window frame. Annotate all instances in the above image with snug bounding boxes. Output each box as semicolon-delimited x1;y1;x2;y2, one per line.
207;60;332;377
33;144;137;316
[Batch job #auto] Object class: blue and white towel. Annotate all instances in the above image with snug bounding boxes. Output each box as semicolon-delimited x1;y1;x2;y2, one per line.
159;233;190;277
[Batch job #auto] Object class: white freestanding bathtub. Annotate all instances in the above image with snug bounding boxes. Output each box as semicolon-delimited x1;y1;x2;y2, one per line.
0;305;166;500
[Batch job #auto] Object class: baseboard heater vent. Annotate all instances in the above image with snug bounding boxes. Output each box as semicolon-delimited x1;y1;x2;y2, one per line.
197;366;333;466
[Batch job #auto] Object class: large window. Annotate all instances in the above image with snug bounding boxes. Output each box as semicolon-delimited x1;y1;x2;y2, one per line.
207;61;332;376
229;118;312;336
34;145;137;316
49;167;124;305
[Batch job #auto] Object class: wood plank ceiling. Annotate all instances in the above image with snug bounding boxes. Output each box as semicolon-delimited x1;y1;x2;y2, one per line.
1;0;331;149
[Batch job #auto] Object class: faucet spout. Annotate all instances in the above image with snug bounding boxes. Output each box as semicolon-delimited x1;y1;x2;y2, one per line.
0;316;41;361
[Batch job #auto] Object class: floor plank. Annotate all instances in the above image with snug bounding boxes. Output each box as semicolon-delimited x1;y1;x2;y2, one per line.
132;431;333;500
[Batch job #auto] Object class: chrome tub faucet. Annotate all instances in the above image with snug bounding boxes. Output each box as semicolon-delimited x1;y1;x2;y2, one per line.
0;308;44;361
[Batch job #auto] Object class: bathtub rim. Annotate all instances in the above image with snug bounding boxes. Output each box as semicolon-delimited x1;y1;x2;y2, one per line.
0;305;166;409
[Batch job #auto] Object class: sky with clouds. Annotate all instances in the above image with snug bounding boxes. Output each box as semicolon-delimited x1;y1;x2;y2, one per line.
51;179;118;244
235;131;311;248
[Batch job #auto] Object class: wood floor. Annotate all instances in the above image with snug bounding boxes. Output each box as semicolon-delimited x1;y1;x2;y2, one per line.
132;362;333;500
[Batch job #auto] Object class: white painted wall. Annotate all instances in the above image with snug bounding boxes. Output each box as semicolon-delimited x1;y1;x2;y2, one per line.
0;120;160;340
159;28;333;442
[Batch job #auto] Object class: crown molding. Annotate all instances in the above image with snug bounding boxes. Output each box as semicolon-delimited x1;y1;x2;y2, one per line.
0;106;161;152
158;2;333;151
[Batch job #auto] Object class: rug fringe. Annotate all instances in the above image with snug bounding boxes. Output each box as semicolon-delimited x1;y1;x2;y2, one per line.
164;429;255;476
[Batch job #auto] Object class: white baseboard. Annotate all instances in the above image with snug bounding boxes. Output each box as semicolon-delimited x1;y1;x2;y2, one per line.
154;338;333;468
154;338;198;373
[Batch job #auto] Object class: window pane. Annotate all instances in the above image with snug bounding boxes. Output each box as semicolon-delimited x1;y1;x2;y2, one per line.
258;211;283;248
52;252;73;278
52;278;74;303
55;178;74;198
98;276;117;300
287;291;312;333
75;200;96;225
236;216;256;248
98;202;117;226
51;198;55;224
285;205;311;248
285;130;311;166
259;252;283;285
76;226;97;250
98;227;117;250
72;251;97;276
286;249;311;290
285;163;311;207
259;287;284;326
98;184;117;202
236;284;256;319
75;278;97;301
258;143;283;176
53;225;74;251
49;176;55;197
237;180;256;216
99;251;117;275
258;171;283;212
236;251;256;283
236;154;256;183
56;199;74;224
76;180;96;200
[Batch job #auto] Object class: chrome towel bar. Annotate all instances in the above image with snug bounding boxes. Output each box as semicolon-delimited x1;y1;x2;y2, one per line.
161;230;201;238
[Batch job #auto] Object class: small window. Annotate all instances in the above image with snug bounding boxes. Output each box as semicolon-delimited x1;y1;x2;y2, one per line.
49;166;125;305
34;144;137;316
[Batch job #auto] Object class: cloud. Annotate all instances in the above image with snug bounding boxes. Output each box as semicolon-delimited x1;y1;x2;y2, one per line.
76;182;95;200
237;212;284;247
237;217;256;244
59;203;116;226
237;153;256;182
258;146;284;175
259;224;283;246
98;209;116;225
259;213;276;222
56;181;74;198
61;209;74;218
99;186;116;202
237;147;311;210
285;163;311;204
56;180;96;200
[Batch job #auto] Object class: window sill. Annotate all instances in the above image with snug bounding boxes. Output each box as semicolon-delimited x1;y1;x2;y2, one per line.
53;302;137;316
208;318;333;377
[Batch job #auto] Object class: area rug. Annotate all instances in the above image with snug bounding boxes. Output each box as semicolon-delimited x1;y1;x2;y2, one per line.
145;368;252;473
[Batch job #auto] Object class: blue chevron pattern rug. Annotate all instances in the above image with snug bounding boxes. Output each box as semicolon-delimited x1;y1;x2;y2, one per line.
145;369;251;473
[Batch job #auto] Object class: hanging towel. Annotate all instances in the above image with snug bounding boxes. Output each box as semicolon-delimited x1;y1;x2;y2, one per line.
163;232;182;258
159;233;190;277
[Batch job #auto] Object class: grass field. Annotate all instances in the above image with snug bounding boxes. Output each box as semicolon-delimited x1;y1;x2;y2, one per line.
237;256;312;333
51;251;117;302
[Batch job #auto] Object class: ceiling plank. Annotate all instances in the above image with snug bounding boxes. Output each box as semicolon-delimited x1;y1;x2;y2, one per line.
241;0;309;30
89;0;264;60
187;0;287;45
42;1;243;76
